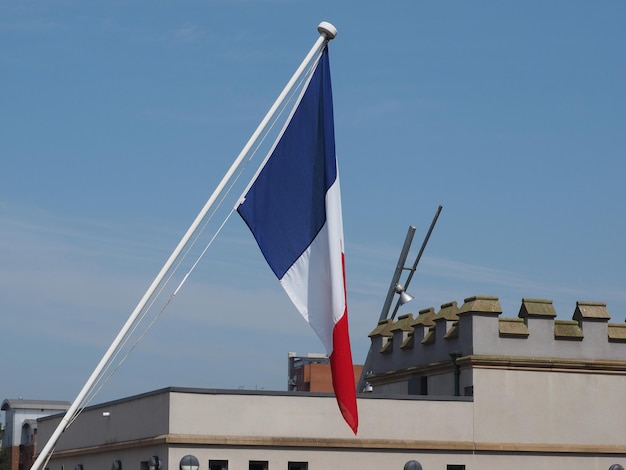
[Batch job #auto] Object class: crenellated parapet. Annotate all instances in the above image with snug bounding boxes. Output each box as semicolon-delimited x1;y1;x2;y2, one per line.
366;295;626;388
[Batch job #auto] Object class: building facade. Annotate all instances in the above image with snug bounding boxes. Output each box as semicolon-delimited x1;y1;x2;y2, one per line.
33;295;626;470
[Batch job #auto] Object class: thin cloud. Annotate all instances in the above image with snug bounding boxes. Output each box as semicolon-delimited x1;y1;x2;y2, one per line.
344;99;406;126
0;17;65;32
171;23;203;44
423;256;540;290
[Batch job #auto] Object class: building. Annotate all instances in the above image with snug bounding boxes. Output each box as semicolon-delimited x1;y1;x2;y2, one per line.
365;296;626;396
287;352;363;392
34;295;626;470
1;398;70;470
38;386;473;470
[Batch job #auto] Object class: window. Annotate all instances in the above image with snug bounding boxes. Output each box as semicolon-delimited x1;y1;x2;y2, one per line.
288;463;308;470
249;461;268;470
180;455;199;470
419;376;428;395
408;376;428;395
209;460;228;470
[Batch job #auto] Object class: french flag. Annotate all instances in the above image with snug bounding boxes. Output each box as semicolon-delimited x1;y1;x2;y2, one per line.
237;47;358;434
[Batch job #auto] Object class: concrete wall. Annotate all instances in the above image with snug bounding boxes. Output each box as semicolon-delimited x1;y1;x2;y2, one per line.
168;389;473;442
473;367;626;448
38;389;170;452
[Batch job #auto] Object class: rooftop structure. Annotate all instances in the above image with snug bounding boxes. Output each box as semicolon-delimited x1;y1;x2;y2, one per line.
365;296;626;396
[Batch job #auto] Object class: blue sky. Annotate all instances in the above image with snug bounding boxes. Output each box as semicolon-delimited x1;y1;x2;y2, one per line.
2;1;625;405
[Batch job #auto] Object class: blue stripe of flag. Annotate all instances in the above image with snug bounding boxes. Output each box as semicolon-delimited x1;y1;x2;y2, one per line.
237;48;336;280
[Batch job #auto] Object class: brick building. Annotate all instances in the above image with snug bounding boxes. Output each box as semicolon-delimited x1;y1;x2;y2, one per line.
287;352;363;392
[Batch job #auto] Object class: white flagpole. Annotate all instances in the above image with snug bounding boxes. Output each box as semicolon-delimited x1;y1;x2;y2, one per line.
31;21;337;470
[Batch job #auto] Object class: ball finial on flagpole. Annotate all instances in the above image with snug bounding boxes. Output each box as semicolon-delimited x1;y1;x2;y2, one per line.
318;21;337;40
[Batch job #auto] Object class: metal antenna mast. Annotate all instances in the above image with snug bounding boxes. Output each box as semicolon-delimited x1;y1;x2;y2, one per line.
356;205;443;393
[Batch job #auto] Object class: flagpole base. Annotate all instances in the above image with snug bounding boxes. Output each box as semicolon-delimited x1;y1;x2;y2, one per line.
318;21;337;40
